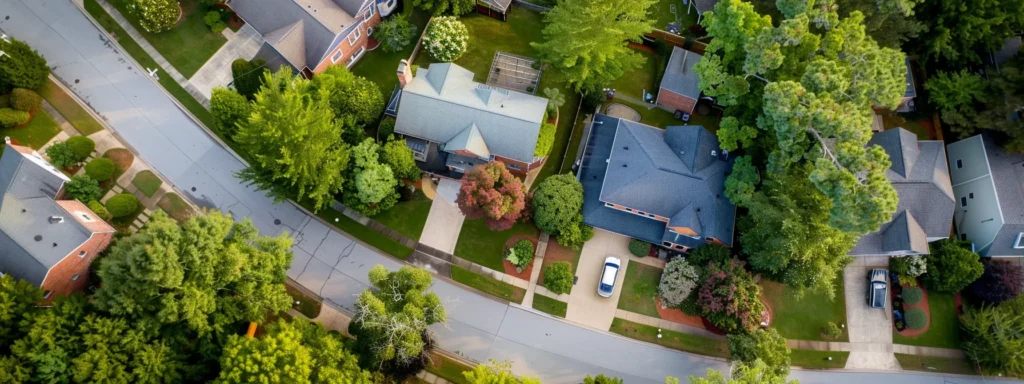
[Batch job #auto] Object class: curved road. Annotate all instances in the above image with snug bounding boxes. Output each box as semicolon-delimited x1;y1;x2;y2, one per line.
1;1;1018;383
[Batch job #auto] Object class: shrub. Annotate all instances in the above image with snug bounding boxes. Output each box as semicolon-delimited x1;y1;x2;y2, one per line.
376;14;418;53
822;322;843;339
924;239;984;292
532;174;584;236
902;286;924;305
378;118;396;140
961;296;1024;375
105;193;139;218
688;245;731;268
0;108;30;128
628;239;650;257
534;123;556;157
63;175;103;203
87;200;112;221
203;11;226;33
557;222;593;251
0;38;49;93
506;239;534;269
9;88;42;112
727;328;790;378
126;0;180;33
697;258;766;334
890;255;927;277
65;136;96;161
210;87;250;137
423;17;468;62
543;261;574;294
659;257;699;308
905;308;927;330
85;158;117;182
967;260;1024;305
231;59;268;100
45;141;79;169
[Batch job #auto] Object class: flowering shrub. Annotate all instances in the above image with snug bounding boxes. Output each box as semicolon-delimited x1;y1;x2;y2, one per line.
424;17;468;62
891;255;926;277
506;239;534;269
456;162;526;230
697;258;766;334
659;257;699;308
127;0;180;33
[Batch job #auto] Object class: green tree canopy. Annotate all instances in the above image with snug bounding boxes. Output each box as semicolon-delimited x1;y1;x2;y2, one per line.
411;0;475;15
687;359;798;384
531;174;584;238
923;239;984;292
0;37;49;93
376;14;420;53
456;162;528;231
913;0;1024;66
215;320;312;384
381;138;422;181
314;65;385;125
210;87;251;137
727;328;791;378
0;274;42;349
961;296;1024;376
463;360;542;384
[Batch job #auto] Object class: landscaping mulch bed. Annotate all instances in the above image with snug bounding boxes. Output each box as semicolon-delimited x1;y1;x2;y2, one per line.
896;283;932;337
654;297;705;328
104;148;134;174
502;234;537;281
538;238;580;287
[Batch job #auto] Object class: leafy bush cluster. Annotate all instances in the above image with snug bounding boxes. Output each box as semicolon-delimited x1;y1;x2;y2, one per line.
378;117;396;140
628;239;650;257
0;38;48;93
85;158;117;182
126;0;181;33
697;258;766;334
375;14;419;53
821;322;842;339
967;260;1024;305
923;239;984;292
727;328;790;379
66;136;96;160
424;17;469;62
456;162;527;230
210;87;250;137
105;193;139;218
45;141;80;169
64;175;103;203
506;239;534;269
533;123;556;157
543;261;574;294
0;108;30;128
901;286;923;305
962;296;1024;376
87;200;112;221
412;0;474;16
905;308;927;330
204;10;226;33
9;88;42;112
891;255;927;277
658;257;699;308
230;58;268;100
531;174;592;250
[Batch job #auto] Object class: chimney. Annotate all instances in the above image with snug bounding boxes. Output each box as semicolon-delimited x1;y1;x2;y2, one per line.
397;59;412;88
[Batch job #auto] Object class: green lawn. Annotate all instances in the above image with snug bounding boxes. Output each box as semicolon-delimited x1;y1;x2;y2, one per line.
609;318;730;358
107;0;226;78
616;261;664;318
0;110;61;149
532;295;568;318
762;277;849;342
39;79;105;136
791;350;850;369
895;354;977;376
371;190;431;240
85;0;218;130
157;192;195;222
306;201;415;259
610;99;721;132
285;283;323;319
612;49;659;100
893;291;961;349
131;170;163;197
450;266;525;304
426;352;474;384
351;6;431;93
453;219;538;270
411;8;581;187
650;0;700;32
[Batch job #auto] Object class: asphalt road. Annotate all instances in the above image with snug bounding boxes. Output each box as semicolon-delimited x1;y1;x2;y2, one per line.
1;1;1019;383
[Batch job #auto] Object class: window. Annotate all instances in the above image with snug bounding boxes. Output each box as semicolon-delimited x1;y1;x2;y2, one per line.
348;28;362;45
969;193;974;199
346;47;365;66
43;291;52;299
71;274;80;281
367;4;375;17
331;49;344;63
507;163;521;171
1015;233;1024;249
956;159;963;169
604;202;613;208
75;211;94;222
78;250;87;258
961;197;968;207
961;233;968;241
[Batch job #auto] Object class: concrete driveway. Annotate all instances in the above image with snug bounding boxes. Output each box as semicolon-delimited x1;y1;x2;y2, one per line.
418;179;464;253
844;258;899;370
565;229;631;330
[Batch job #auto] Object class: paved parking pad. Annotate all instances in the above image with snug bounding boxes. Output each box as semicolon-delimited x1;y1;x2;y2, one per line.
565;230;631;330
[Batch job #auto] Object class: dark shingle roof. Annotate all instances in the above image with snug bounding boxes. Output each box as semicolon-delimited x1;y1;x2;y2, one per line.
230;0;338;71
693;0;719;13
658;47;702;100
904;58;916;99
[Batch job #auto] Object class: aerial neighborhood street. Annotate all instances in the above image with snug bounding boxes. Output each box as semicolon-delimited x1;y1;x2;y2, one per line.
2;0;1024;383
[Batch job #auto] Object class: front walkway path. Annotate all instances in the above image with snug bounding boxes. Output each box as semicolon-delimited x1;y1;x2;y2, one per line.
520;234;549;308
189;24;263;100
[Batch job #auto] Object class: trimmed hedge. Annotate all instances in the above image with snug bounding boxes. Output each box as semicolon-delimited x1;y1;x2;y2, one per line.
543;261;574;295
66;136;96;161
902;286;924;305
9;88;42;112
85;158;116;182
0;108;30;127
628;239;650;257
105;193;139;218
905;308;927;330
87;200;112;221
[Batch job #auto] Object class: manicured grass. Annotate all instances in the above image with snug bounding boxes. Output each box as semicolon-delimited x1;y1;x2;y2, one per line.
612;49;659;100
453;219;538;271
103;148;134;183
39;79;105;136
84;0;218;130
131;170;163;197
426;352;474;384
157;192;195;222
285;283;323;319
893;291;961;349
895;353;977;376
651;0;700;33
610;99;721;131
0;110;61;150
371;190;431;240
761;277;849;342
107;0;226;78
307;201;415;259
450;266;525;304
532;294;568;317
791;349;850;369
411;8;581;187
351;5;430;94
616;261;664;318
610;318;730;358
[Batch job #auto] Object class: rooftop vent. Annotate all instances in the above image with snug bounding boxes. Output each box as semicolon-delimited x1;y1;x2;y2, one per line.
33;235;42;242
52;243;57;248
623;146;629;150
622;164;627;168
49;216;64;224
711;150;717;157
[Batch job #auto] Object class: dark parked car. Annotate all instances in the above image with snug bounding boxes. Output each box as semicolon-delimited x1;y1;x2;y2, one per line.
867;269;888;308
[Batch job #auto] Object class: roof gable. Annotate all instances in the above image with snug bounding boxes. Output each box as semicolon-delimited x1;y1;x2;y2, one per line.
230;0;339;70
881;211;929;254
659;47;702;99
446;124;491;158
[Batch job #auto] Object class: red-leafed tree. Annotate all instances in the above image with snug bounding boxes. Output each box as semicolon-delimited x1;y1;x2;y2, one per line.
697;258;766;334
456;162;527;230
967;260;1024;305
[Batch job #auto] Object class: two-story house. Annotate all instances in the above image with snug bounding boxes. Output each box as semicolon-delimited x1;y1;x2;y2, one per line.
947;134;1024;257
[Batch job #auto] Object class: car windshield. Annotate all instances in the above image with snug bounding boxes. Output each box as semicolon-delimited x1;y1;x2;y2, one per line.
601;264;618;286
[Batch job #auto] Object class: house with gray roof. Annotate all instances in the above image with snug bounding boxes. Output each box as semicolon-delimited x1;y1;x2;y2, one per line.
474;0;512;21
391;61;549;179
0;139;115;302
689;0;719;23
578;114;736;251
229;0;396;77
947;134;1024;257
656;47;703;115
849;128;955;256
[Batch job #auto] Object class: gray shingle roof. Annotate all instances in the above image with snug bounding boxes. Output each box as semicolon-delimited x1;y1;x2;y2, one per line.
850;128;955;256
394;63;548;163
478;0;512;11
659;47;702;100
948;134;1024;256
693;0;719;13
230;0;340;71
993;36;1021;65
904;58;917;99
580;115;736;247
0;144;92;286
445;124;491;158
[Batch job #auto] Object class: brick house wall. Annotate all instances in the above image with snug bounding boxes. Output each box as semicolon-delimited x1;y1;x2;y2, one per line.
40;232;113;302
312;7;383;74
493;155;545;179
656;88;697;115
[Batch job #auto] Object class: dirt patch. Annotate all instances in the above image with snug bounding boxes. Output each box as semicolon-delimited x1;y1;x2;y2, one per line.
502;234;537;281
655;297;706;328
538;238;580;287
103;148;134;173
896;283;931;337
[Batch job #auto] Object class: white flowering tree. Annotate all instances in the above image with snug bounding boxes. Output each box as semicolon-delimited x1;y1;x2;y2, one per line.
659;257;700;308
424;16;469;62
127;0;180;33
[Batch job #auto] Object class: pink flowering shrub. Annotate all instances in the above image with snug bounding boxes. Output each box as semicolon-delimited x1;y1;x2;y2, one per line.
456;162;527;230
697;258;766;334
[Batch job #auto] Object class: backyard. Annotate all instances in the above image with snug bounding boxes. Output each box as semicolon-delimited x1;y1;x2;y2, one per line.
761;278;849;342
892;291;960;349
351;5;431;93
650;0;701;33
453;219;538;271
107;0;227;78
611;49;660;101
616;261;664;318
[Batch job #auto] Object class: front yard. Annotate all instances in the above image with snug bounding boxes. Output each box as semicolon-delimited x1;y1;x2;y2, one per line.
609;317;730;358
791;349;850;369
453;219;538;271
0;110;61;150
761;278;849;342
615;261;663;318
107;0;227;78
39;79;105;136
450;266;526;304
895;354;977;375
892;291;960;349
371;189;432;240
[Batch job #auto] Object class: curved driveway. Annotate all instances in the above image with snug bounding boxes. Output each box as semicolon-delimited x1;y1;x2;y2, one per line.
1;1;1017;383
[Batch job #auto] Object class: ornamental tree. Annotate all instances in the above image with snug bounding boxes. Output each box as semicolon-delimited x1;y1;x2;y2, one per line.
922;239;984;292
456;162;527;231
531;0;656;92
126;0;181;33
230;58;268;100
542;88;566;116
376;14;419;53
0;38;48;93
531;174;584;237
727;328;791;379
697;258;765;334
210;87;251;137
412;0;474;16
314;66;385;125
584;374;623;384
215;320;312;384
463;360;542;384
659;257;700;308
543;261;574;294
967;260;1024;305
381;138;421;181
346;138;399;216
63;175;103;203
424;17;469;62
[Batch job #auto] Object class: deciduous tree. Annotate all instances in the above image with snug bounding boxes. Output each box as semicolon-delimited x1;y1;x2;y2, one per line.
961;296;1024;376
924;70;988;138
126;0;180;33
922;239;984;293
346;138;400;216
659;257;700;308
463;360;542;384
376;14;420;53
835;0;923;48
584;374;623;384
456;162;527;231
727;328;791;378
412;0;475;16
63;175;103;204
0;274;42;349
315;66;385;125
913;0;1024;66
531;174;583;237
210;87;251;137
697;259;766;333
966;260;1024;305
381;138;422;181
230;59;267;100
424;17;469;62
0;37;49;93
687;359;797;384
215;320;312;384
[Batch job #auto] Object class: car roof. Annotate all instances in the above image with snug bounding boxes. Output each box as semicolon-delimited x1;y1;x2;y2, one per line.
601;264;619;286
604;256;621;266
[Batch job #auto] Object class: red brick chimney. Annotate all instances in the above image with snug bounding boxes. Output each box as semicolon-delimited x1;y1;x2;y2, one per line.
397;59;412;88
